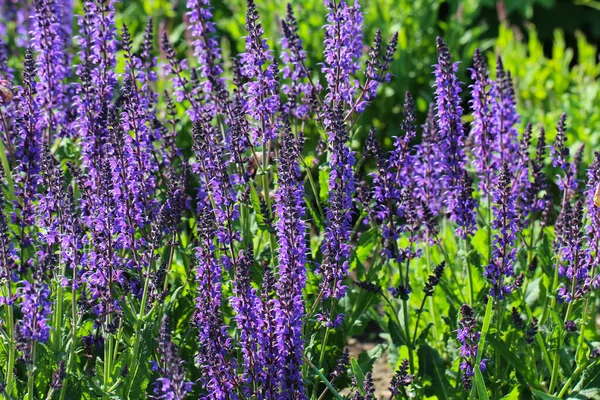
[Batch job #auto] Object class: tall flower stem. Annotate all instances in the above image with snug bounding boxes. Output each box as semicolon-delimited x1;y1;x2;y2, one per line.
27;344;37;400
464;239;474;305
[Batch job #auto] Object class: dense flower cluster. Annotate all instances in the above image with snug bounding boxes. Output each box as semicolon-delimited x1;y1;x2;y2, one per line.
0;0;599;399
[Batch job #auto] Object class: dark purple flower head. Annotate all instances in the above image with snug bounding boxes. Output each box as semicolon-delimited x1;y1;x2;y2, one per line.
511;307;524;330
551;113;570;175
389;359;413;397
525;316;539;344
485;164;520;299
424;261;446;296
456;304;485;391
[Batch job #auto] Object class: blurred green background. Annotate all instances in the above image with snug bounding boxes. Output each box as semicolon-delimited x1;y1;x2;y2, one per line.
112;0;600;160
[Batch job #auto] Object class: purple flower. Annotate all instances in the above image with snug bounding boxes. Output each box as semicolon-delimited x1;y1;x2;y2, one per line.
490;57;520;173
240;0;280;144
150;317;193;400
230;252;266;396
186;0;227;115
414;104;443;218
389;359;413;397
272;122;306;397
456;304;485;390
280;4;315;120
468;49;494;194
31;0;70;142
322;0;363;106
194;211;239;399
434;38;476;237
318;104;355;302
17;266;52;350
12;48;42;263
484;164;520;299
550;113;571;182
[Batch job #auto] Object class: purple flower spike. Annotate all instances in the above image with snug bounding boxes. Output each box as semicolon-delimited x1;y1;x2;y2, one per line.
273;122;307;397
434;37;477;237
241;0;280;144
485;164;520;299
322;0;363;106
456;304;485;391
318;104;355;302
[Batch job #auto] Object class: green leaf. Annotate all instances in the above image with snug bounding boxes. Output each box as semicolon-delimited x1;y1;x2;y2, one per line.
388;319;406;348
351;357;366;393
358;344;385;374
476;296;494;365
305;196;325;231
318;168;329;204
487;336;539;388
474;367;490;400
532;388;560;400
417;344;450;400
249;182;267;229
569;361;600;399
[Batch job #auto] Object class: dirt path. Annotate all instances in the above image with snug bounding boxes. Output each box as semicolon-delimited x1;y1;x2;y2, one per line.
347;338;395;399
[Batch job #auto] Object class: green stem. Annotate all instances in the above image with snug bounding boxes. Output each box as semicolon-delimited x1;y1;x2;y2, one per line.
402;298;415;373
27;343;37;400
125;270;152;398
464;239;474;305
549;278;577;394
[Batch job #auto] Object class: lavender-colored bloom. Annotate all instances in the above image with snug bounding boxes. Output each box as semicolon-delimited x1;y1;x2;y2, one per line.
12;48;42;261
485;164;519;299
119;25;159;225
513;123;533;224
363;30;398;105
318;104;355;302
273;122;306;397
456;304;486;391
280;4;314;119
369;93;420;257
31;0;69;141
557;198;592;302
192;118;240;255
322;0;363;106
490;57;520;171
454;169;477;238
186;0;224;107
584;152;600;289
434;38;476;237
230;251;266;397
161;31;202;121
17;270;52;345
469;49;494;194
194;211;239;399
414;103;443;218
240;0;280;144
150;317;193;400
